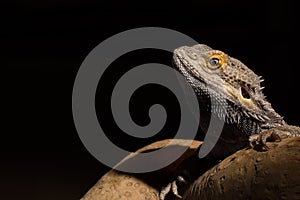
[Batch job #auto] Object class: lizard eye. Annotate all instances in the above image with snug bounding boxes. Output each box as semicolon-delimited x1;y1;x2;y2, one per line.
207;51;226;69
208;57;222;69
209;57;220;66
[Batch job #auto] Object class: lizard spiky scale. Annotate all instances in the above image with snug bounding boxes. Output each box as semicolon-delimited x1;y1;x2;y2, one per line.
158;44;300;200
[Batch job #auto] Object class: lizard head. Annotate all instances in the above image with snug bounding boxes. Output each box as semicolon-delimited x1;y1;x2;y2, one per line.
173;44;284;134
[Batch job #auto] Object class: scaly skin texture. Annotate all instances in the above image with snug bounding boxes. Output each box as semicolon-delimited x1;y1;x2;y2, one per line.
173;44;284;136
81;44;300;200
171;44;297;163
173;45;300;150
158;44;300;200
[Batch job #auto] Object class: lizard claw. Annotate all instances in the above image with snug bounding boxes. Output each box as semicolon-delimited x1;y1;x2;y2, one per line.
159;182;171;200
249;135;269;151
159;175;188;200
177;175;187;184
249;128;283;151
171;180;182;199
250;125;300;151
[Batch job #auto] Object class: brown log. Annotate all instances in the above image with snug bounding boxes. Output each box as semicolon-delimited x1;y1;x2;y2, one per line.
81;137;300;200
81;139;202;200
184;137;300;200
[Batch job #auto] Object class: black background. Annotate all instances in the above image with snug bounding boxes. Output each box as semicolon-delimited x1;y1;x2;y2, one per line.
1;0;298;199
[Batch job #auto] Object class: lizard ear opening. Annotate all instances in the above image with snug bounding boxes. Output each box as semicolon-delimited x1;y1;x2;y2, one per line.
241;87;251;99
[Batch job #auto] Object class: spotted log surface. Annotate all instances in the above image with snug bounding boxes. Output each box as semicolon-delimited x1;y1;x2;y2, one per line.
81;137;300;200
80;139;202;200
184;137;300;200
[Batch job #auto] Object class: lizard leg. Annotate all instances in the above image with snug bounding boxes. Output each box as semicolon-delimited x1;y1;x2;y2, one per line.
171;175;187;199
249;129;279;151
159;175;188;200
249;125;300;151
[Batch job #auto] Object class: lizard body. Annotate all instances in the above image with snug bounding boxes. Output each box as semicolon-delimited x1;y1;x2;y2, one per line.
81;44;300;200
160;44;300;199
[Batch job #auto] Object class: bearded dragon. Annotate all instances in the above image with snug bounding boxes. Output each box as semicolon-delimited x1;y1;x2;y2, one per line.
160;44;300;199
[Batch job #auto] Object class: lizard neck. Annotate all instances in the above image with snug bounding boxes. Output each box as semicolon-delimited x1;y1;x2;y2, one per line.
192;74;284;136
